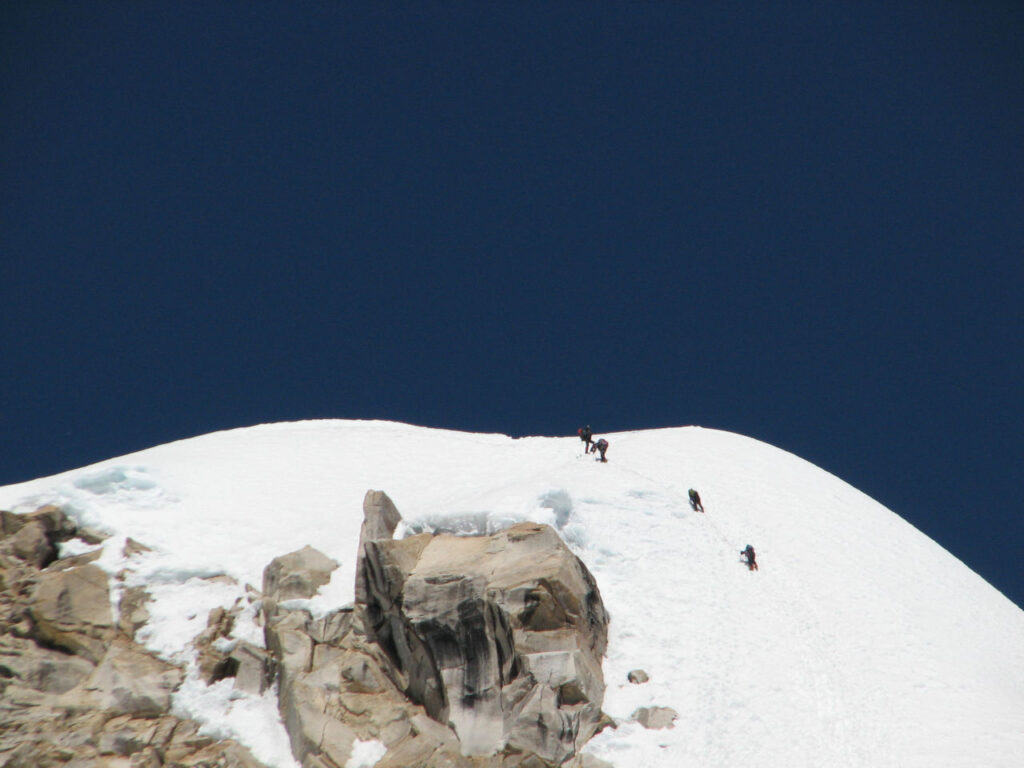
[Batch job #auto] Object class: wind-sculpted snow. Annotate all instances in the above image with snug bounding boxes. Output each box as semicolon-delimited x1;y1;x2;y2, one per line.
72;465;160;495
1;419;1023;767
397;488;577;539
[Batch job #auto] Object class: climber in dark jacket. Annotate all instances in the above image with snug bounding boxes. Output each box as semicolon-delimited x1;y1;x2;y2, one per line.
741;544;758;571
578;425;594;453
594;438;608;463
688;488;704;513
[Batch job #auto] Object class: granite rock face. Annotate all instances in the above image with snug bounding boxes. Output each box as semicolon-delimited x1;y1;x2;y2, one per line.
0;505;269;768
263;537;417;768
359;518;609;764
263;544;338;610
262;489;610;767
1;490;611;768
30;562;116;663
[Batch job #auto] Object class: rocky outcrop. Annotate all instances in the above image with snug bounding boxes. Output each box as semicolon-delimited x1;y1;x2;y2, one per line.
0;505;270;768
262;489;610;768
1;490;611;768
354;490;403;607
263;544;338;614
1;505;71;569
627;669;648;684
631;705;677;729
263;540;417;768
30;562;116;663
359;520;609;764
193;594;277;698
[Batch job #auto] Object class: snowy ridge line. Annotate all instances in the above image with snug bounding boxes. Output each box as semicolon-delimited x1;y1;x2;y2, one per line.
0;420;1022;768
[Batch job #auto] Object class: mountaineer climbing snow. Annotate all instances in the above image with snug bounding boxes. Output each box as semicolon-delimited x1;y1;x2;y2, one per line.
688;488;704;512
741;544;758;571
578;425;594;454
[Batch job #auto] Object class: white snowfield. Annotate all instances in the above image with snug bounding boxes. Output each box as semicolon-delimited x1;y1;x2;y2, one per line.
1;420;1022;768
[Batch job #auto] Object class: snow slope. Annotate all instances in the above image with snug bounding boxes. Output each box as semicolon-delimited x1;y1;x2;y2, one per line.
1;420;1021;767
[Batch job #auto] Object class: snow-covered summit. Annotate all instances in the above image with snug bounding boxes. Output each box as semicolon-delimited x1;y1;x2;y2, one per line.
1;420;1021;767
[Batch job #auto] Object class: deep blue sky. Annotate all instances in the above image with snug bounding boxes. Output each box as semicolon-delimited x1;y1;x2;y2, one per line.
2;3;1021;607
